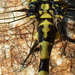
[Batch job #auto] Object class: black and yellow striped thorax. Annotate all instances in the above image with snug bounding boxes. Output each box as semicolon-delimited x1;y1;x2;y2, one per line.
28;0;61;75
29;0;57;42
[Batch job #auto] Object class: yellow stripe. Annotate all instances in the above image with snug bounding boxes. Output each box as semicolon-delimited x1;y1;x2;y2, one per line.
31;0;37;2
42;25;50;38
39;71;48;75
41;4;50;10
27;0;37;3
39;19;53;38
39;19;53;26
39;11;43;15
54;0;60;1
40;13;53;18
55;15;63;19
34;32;38;40
40;41;53;59
29;15;36;18
49;10;54;15
56;4;59;7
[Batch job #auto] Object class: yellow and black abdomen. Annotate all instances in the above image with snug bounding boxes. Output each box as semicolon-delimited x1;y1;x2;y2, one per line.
38;19;57;75
37;1;57;75
28;0;58;75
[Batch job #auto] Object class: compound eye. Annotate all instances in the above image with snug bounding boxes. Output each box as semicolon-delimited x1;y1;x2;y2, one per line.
30;3;35;8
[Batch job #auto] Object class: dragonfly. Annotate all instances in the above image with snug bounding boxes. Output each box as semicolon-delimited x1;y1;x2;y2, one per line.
0;0;75;75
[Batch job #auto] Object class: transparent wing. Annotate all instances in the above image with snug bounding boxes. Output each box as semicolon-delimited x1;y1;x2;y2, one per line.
52;4;75;74
54;12;75;57
0;0;39;75
60;16;75;57
50;15;75;75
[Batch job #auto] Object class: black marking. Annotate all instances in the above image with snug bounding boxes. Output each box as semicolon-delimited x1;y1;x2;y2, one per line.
39;59;49;72
47;25;57;43
39;19;53;23
28;2;38;17
53;1;64;16
37;25;44;42
37;24;57;43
